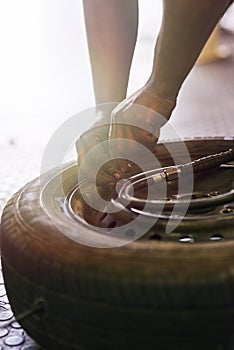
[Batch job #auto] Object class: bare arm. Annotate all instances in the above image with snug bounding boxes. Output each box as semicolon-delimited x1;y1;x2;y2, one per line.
83;0;138;104
149;0;232;100
79;0;232;187
110;0;232;139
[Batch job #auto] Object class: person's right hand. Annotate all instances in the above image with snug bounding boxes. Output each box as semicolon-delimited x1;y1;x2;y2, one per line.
76;84;176;189
109;84;176;160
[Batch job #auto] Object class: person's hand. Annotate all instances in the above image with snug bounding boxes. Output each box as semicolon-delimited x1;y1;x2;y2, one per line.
108;83;176;169
76;112;124;190
76;84;176;189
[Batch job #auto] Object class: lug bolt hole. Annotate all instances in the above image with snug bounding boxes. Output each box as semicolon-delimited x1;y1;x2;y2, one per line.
192;193;210;199
107;221;117;232
209;191;220;196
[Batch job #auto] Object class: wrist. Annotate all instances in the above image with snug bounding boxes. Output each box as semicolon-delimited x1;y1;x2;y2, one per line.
146;83;177;119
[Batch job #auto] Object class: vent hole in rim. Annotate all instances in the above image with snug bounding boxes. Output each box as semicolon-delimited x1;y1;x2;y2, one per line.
210;234;224;241
149;234;162;241
179;236;194;243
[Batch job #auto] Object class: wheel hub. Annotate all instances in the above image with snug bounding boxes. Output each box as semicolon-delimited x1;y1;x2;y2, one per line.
68;138;234;244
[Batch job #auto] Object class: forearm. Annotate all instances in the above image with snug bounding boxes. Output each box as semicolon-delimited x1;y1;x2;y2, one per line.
149;0;231;99
83;0;138;104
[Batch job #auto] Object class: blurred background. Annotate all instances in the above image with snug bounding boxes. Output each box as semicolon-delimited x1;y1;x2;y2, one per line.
0;1;164;141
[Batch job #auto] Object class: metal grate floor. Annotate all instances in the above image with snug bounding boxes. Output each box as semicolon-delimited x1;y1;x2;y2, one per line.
0;141;43;349
0;261;42;349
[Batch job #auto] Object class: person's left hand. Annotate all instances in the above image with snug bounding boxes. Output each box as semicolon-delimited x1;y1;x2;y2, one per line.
76;121;126;189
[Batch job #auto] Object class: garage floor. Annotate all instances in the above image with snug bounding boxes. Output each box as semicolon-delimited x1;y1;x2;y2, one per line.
0;30;233;349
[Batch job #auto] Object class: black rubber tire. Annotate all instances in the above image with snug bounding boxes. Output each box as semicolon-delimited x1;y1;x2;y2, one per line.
1;138;234;350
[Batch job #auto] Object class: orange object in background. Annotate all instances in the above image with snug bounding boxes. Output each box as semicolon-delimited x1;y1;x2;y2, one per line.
198;25;231;64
